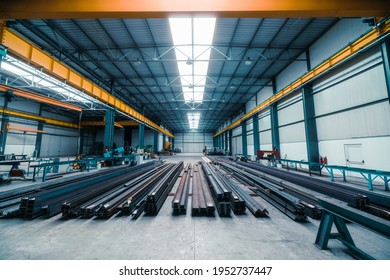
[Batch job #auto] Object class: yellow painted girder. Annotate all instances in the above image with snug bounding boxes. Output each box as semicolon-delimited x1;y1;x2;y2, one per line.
0;84;82;112
2;109;80;129
0;0;389;18
6;124;45;133
81;121;124;128
214;18;390;137
0;25;174;138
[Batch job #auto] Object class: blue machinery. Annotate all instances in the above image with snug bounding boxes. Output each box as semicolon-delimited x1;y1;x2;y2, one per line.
315;197;390;260
268;158;390;191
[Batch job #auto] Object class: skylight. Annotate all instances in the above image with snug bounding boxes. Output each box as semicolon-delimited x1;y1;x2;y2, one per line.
188;112;200;130
169;18;216;103
1;57;90;103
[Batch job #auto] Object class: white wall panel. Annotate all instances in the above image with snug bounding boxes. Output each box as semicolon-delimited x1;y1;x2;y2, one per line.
279;122;306;143
259;114;271;131
314;64;387;116
260;143;272;150
175;133;213;153
232;126;242;137
310;19;370;67
278;99;304;126
245;97;257;113
276;53;307;92
259;130;272;145
246;119;253;132
319;136;390;173
280;142;308;161
316;101;390;141
257;86;273;104
247;133;254;145
247;145;254;157
158;134;163;150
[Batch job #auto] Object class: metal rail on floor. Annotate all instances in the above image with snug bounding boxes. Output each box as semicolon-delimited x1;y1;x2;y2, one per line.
271;158;390;191
315;196;390;260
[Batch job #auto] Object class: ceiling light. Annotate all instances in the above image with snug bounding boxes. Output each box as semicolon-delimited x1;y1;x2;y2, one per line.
186;59;193;65
230;85;236;89
245;57;252;66
134;58;141;66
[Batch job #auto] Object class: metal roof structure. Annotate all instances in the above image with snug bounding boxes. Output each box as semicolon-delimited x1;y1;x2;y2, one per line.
2;17;339;133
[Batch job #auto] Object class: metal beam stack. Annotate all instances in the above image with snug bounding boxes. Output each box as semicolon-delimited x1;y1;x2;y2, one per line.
201;161;231;216
172;164;191;215
191;163;215;216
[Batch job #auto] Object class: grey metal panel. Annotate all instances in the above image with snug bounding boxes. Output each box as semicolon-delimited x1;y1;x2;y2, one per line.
40;134;78;157
41;111;77;122
310;18;371;67
316;101;390;141
314;64;387;116
279;122;306;143
278;99;304;126
8;101;40;114
113;129;125;148
260;130;272;145
43;126;79;137
232;136;243;155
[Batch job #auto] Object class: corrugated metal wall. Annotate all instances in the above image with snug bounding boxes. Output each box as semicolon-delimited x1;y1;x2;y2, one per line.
174;132;213;153
277;94;307;160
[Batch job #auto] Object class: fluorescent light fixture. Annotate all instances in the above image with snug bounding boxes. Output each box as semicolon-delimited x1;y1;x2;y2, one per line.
245;57;252;66
1;57;90;103
169;17;216;104
188;112;200;129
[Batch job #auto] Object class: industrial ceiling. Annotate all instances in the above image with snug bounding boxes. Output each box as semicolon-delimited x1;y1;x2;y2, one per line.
2;17;339;133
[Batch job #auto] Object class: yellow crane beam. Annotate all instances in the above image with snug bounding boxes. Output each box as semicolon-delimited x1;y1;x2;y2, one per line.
0;24;174;138
214;18;390;137
2;109;80;129
0;84;82;112
0;0;389;18
81;121;124;129
6;124;45;133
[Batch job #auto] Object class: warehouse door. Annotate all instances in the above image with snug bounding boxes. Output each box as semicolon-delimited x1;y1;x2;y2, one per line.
344;144;365;170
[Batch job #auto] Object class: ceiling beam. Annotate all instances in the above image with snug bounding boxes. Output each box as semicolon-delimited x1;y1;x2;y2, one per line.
0;0;388;18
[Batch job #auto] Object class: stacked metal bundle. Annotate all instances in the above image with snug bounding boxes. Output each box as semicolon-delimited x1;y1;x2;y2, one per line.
191;163;215;215
172;164;191;215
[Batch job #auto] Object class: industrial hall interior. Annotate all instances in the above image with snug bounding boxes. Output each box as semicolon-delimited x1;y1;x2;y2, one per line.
0;1;389;260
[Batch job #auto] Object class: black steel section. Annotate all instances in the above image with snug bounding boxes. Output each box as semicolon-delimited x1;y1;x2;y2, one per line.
145;161;183;215
191;163;215;216
201;161;231;216
218;160;307;221
172;163;191;215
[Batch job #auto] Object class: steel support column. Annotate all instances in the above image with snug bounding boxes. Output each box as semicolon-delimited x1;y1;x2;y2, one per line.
225;131;228;153
213;136;217;148
242;121;247;157
34;121;44;158
271;78;280;151
253;114;259;155
162;134;166;150
138;123;144;150
381;38;390;102
153;131;159;153
302;85;320;170
104;109;114;151
0;90;11;155
228;130;232;156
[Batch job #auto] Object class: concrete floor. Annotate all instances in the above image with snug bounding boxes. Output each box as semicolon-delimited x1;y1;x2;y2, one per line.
0;153;389;260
